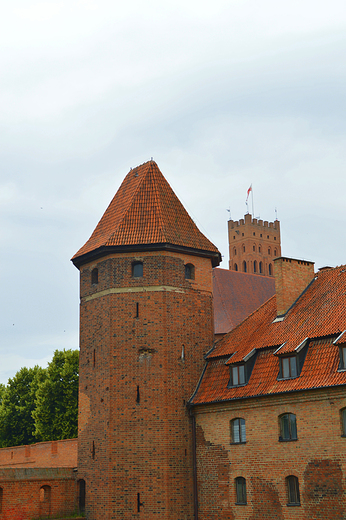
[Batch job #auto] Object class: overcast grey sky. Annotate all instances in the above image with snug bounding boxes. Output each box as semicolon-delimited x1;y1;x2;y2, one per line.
1;0;346;384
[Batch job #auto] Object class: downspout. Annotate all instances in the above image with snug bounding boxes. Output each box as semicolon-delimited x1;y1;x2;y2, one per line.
190;409;198;520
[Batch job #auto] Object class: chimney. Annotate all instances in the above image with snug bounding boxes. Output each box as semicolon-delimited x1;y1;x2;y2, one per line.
274;257;315;316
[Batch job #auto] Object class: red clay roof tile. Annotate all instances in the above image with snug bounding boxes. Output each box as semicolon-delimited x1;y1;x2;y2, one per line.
72;161;221;266
192;264;346;405
213;268;275;334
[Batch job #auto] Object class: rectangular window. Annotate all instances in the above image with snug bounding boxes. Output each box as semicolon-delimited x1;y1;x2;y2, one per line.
232;365;245;386
282;356;297;378
342;347;346;368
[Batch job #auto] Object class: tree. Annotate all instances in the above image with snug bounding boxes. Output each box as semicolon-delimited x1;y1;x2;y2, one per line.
33;349;79;441
0;366;47;448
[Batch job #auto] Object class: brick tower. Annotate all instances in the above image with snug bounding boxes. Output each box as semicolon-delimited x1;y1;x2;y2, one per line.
228;213;281;276
72;161;221;519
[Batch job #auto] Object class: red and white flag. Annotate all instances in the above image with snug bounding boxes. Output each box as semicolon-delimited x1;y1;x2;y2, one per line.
246;184;252;201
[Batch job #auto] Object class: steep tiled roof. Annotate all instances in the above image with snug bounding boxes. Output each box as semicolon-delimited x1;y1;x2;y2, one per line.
72;161;221;267
191;265;346;405
213;268;275;335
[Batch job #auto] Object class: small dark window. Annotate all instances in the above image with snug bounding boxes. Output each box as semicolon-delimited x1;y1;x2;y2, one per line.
259;245;261;253
280;413;297;441
253;245;256;252
243;245;245;252
234;263;238;271
0;487;2;513
132;262;143;278
231;418;246;443
268;247;271;255
242;233;244;236
282;356;297;379
269;263;272;276
259;261;262;274
235;477;247;505
231;365;245;386
267;235;269;239
274;248;277;256
286;476;300;505
274;236;277;240
340;347;346;369
234;247;237;255
341;408;346;436
91;268;98;285
253;232;255;236
253;261;257;273
243;261;247;273
185;264;195;280
260;233;262;237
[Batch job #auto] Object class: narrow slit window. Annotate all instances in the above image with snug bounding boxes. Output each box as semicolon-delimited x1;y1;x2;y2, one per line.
341;408;346;436
91;268;98;285
235;477;247;505
136;303;139;318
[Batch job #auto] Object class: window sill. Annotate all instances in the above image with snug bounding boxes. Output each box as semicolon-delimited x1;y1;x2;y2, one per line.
235;503;247;506
230;442;246;445
227;383;247;389
337;368;346;372
277;376;299;381
286;503;301;507
279;438;298;442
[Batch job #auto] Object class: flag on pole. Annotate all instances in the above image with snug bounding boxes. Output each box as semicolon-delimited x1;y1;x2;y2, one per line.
246;184;252;201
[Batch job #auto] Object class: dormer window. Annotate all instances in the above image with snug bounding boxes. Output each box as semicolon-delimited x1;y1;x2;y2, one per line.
132;261;143;278
228;349;257;388
282;356;297;379
231;365;245;386
339;346;346;369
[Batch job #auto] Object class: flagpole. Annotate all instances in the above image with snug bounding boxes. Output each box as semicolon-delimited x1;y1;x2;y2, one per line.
252;187;254;216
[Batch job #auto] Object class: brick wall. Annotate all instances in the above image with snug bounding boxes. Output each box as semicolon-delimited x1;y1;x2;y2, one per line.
194;386;346;520
0;439;77;469
78;250;214;519
0;467;79;520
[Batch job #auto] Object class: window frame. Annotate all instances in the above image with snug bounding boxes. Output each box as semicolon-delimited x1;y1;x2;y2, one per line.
91;268;98;285
339;346;346;370
231;418;246;444
286;475;300;506
281;356;298;379
341;408;346;437
279;413;298;442
235;477;247;505
230;364;246;387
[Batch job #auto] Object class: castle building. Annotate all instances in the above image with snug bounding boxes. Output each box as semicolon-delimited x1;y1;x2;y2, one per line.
71;161;221;519
228;213;281;276
1;160;346;520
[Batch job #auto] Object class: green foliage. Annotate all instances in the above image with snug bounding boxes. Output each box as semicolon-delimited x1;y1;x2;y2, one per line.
0;366;47;448
33;349;79;441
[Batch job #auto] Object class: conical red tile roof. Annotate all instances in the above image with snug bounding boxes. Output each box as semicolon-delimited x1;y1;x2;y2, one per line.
72;161;221;267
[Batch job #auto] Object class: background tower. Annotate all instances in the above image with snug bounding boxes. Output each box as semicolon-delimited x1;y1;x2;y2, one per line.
72;161;221;519
228;213;281;276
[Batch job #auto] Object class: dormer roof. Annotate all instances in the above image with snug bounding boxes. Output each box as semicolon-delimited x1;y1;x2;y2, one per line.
72;161;221;268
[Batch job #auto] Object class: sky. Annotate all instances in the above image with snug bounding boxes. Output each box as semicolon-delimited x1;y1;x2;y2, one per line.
1;0;346;385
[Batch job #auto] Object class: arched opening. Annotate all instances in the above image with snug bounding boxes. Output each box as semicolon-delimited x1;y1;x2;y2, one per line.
259;261;262;274
233;247;237;256
235;477;247;504
268;247;271;255
78;479;86;514
253;260;257;273
0;487;3;513
243;261;247;273
91;268;98;285
132;261;143;278
286;476;300;505
234;263;238;272
39;485;51;517
269;263;272;276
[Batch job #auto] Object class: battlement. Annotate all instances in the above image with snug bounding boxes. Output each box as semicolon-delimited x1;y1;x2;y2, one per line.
0;438;77;469
228;213;280;230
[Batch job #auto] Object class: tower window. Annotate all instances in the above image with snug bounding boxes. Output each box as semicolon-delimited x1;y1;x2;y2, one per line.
274;236;277;240
253;261;257;273
253;232;255;236
233;247;237;256
274;249;277;256
234;263;238;271
259;261;263;274
268;247;271;255
185;264;195;280
132;261;143;278
269;263;272;276
286;476;300;505
243;261;247;273
242;245;245;253
253;245;256;252
259;245;261;253
91;268;98;285
235;477;247;505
